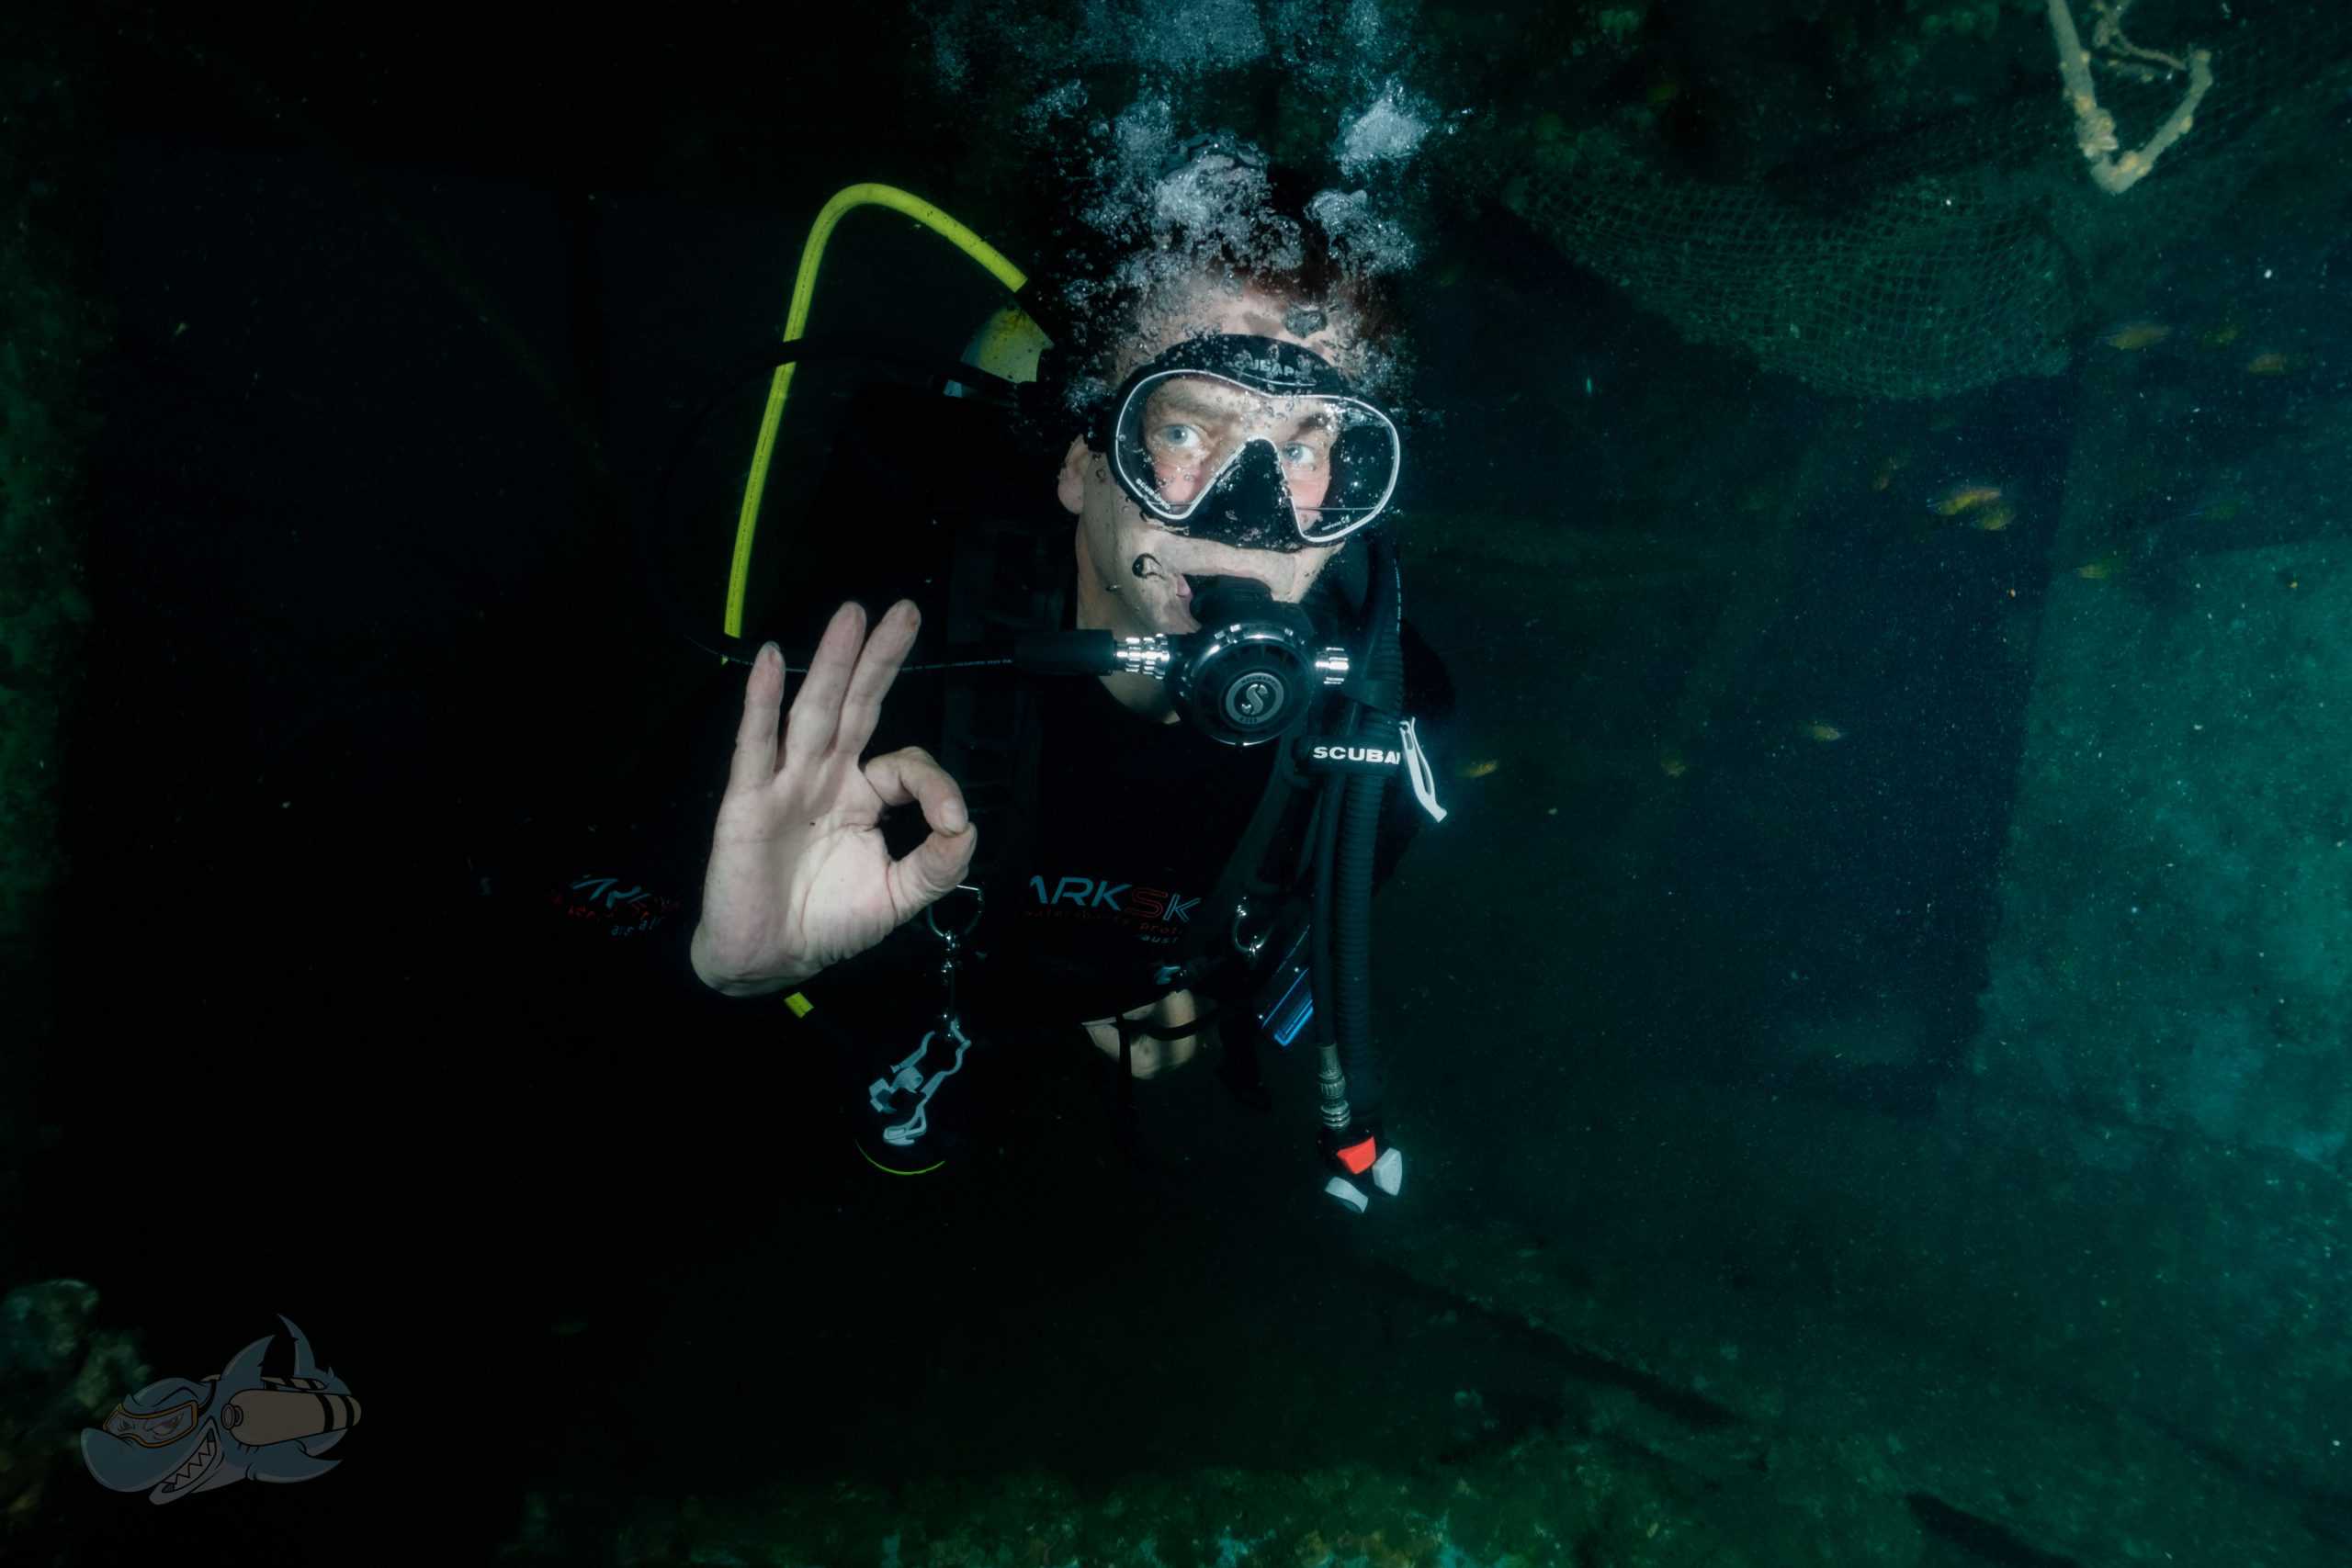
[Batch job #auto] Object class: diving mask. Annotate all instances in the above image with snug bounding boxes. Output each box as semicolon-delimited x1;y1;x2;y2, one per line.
1089;334;1400;553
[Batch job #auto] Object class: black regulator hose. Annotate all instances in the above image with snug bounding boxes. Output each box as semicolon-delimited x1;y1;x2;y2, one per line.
1329;526;1405;1128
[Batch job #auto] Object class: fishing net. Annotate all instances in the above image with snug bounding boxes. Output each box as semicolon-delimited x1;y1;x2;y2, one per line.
1504;0;2352;400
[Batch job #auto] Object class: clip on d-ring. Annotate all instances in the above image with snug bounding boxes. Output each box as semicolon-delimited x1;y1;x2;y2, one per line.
926;883;984;945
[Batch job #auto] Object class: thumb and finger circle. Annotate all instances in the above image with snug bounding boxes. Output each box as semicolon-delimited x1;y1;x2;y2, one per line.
867;747;978;914
720;600;973;925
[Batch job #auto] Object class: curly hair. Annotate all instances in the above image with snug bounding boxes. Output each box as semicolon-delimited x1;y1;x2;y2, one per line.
1030;152;1409;425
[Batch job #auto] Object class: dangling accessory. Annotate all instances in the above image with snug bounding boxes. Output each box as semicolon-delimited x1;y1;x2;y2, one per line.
865;886;985;1147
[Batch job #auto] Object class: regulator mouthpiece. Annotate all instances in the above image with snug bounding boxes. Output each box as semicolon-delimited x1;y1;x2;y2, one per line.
1173;576;1349;747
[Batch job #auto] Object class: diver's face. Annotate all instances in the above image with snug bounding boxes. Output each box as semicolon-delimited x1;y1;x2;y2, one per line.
1134;376;1340;523
1059;281;1357;637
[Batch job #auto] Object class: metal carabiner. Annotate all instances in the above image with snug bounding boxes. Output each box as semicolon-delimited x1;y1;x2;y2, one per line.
1231;896;1272;962
925;884;984;1026
926;883;985;944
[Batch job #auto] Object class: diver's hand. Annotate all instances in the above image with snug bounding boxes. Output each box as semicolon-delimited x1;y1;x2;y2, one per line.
690;600;977;997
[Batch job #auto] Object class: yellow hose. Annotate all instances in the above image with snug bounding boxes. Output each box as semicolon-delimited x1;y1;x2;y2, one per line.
721;185;1038;642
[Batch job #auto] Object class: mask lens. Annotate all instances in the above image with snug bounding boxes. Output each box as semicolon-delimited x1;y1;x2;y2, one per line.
1123;373;1249;518
1111;371;1397;544
1305;407;1399;542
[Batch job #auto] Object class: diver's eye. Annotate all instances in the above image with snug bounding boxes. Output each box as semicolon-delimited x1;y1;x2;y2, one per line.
1283;443;1321;468
1154;423;1202;454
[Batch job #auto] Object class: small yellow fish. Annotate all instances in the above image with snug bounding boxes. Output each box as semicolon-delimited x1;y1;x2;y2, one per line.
2245;351;2294;376
2199;321;2242;349
1457;757;1501;780
1928;483;2004;518
1802;722;1845;743
2103;321;2172;351
1972;503;2015;533
1659;752;1688;779
2074;553;2124;581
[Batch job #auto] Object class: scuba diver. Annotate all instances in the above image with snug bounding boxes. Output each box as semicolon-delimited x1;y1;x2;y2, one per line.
673;147;1453;1203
